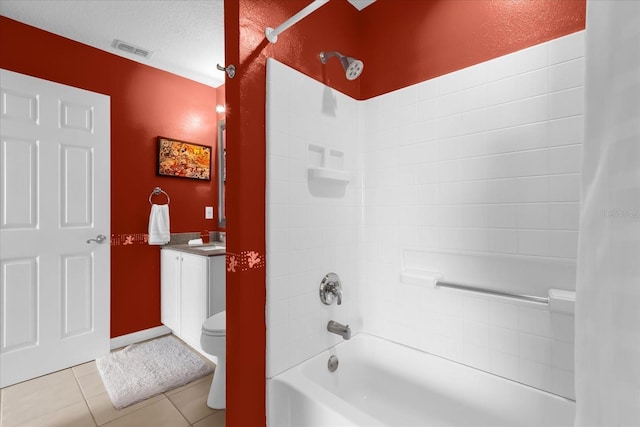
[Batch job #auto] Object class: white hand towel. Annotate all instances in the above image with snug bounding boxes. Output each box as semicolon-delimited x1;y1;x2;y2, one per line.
148;204;170;245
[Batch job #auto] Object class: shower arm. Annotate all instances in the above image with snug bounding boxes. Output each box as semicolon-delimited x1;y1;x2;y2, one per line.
319;51;340;63
319;51;349;69
265;0;330;43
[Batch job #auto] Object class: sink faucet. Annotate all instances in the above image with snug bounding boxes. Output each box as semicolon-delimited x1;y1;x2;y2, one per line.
327;320;351;340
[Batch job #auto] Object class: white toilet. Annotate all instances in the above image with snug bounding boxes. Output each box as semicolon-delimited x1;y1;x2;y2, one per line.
201;310;226;409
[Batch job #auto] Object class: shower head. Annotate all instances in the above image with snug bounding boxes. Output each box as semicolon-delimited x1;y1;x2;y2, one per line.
319;51;364;80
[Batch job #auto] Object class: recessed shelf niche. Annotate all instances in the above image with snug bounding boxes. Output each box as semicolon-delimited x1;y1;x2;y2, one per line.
307;144;350;184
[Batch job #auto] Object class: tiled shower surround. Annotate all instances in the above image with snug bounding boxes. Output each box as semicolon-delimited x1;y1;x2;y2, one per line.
266;31;585;400
266;60;362;377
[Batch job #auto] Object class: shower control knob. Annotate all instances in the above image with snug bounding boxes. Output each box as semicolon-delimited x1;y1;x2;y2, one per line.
320;272;343;305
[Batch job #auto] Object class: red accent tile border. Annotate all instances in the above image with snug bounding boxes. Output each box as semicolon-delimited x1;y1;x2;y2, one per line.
226;251;265;273
111;233;149;246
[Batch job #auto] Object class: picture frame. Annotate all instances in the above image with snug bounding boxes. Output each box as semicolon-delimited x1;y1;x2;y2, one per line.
157;136;211;180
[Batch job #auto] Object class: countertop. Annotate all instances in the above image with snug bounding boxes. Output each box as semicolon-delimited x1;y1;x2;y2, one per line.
162;242;226;257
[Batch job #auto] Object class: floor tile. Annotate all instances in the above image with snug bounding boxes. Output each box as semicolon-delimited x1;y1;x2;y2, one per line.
101;399;189;427
165;373;213;397
17;401;97;427
1;369;85;426
193;410;225;427
76;371;108;399
73;361;99;378
85;392;165;426
166;375;216;423
0;337;217;427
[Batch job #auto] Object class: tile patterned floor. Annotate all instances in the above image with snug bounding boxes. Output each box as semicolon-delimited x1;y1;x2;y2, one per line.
0;343;225;427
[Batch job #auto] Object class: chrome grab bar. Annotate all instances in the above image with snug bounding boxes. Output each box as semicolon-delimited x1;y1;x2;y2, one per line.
434;280;549;305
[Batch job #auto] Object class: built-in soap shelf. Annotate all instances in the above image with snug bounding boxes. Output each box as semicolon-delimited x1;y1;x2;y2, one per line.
307;144;351;184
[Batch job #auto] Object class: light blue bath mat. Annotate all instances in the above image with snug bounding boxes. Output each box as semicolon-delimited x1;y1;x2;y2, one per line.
96;335;213;409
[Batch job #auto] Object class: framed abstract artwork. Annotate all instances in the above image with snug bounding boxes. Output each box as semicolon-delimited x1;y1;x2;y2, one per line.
157;136;211;180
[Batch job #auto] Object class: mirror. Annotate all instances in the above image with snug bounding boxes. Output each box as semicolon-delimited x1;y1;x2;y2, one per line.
218;119;226;228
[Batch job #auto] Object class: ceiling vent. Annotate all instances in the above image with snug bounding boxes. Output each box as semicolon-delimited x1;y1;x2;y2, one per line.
111;39;153;59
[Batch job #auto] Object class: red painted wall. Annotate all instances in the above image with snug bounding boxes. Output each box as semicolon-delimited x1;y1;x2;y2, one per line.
359;0;587;98
0;17;221;338
223;1;360;425
224;0;585;425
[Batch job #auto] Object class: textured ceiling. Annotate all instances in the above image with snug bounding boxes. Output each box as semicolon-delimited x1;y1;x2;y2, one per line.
0;0;376;88
0;0;226;87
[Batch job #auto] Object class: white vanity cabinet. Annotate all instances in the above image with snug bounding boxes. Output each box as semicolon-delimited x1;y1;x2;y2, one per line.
161;248;225;352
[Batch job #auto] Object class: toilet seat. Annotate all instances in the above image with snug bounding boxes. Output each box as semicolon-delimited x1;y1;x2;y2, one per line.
202;310;226;337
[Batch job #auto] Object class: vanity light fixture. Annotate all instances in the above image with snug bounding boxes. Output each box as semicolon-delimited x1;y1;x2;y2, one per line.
215;104;226;114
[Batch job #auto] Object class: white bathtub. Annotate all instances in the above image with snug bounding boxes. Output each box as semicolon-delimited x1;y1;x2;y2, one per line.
268;334;574;427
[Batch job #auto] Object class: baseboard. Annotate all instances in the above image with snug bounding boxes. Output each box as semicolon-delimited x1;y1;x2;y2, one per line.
110;325;172;350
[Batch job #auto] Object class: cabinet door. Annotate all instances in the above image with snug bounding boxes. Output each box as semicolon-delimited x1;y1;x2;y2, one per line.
208;255;226;316
180;252;208;348
160;249;181;333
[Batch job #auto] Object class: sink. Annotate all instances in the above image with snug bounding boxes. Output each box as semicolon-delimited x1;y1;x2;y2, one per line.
193;245;226;251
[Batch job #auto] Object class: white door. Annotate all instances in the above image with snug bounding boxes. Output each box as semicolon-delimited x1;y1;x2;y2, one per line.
0;69;110;387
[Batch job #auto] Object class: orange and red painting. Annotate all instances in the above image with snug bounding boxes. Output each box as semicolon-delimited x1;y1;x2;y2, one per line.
157;137;211;180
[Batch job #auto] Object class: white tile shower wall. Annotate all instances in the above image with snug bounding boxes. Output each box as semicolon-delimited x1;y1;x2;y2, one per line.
360;31;584;399
266;59;362;378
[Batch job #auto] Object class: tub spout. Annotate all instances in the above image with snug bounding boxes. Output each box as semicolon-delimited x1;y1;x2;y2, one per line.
327;320;351;340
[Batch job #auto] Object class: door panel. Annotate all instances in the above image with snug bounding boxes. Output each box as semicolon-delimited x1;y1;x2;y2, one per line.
1;257;38;352
1;137;38;229
2;88;38;124
0;69;110;387
60;144;93;227
59;100;94;132
61;253;93;338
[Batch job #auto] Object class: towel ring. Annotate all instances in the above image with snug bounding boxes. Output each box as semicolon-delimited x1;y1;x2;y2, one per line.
149;187;170;205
